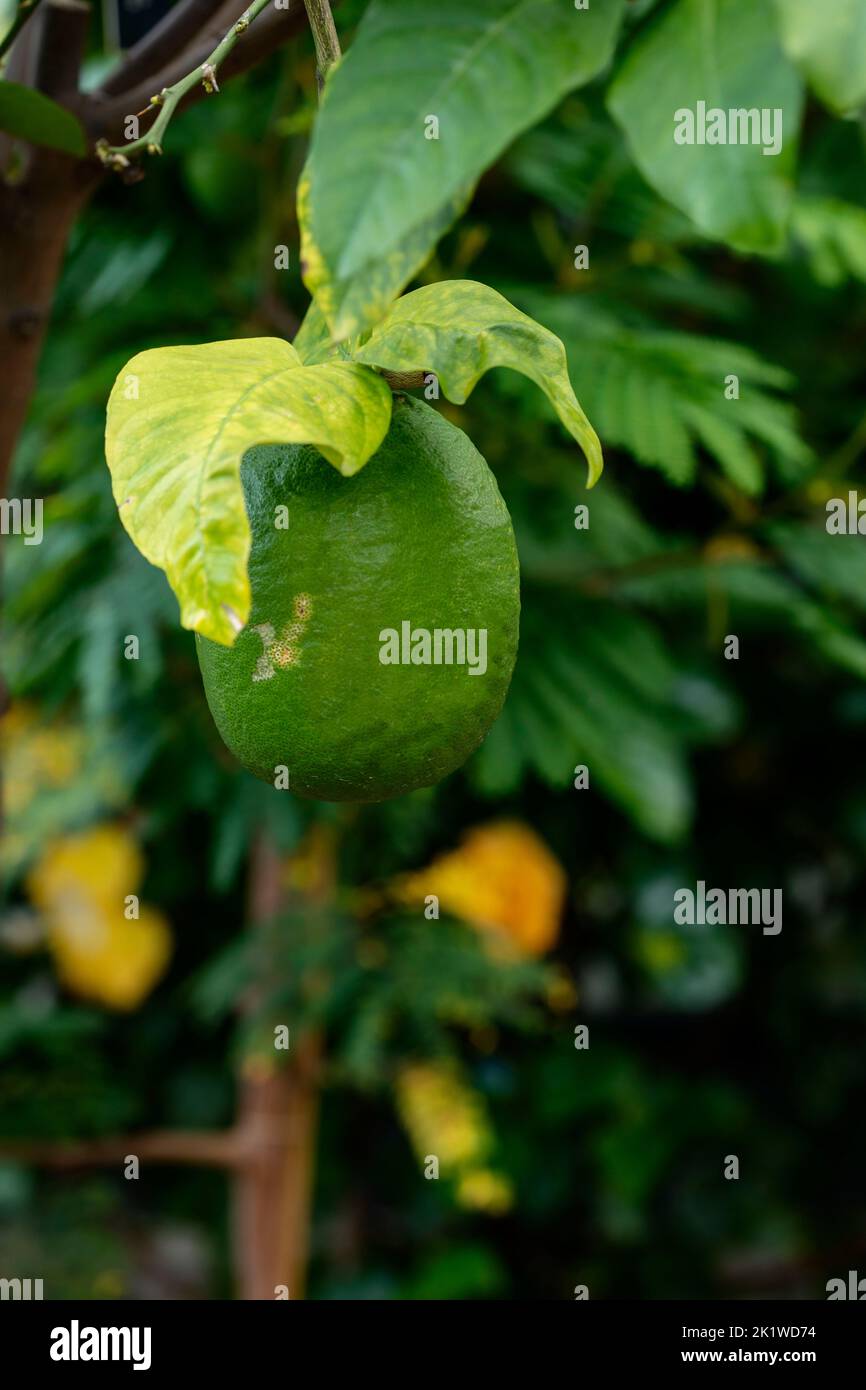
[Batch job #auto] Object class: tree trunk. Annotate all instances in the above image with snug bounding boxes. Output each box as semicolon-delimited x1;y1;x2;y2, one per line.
233;833;326;1299
0;152;100;492
232;1037;322;1299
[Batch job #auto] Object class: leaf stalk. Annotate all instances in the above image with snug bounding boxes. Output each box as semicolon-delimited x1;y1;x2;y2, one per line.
303;0;341;89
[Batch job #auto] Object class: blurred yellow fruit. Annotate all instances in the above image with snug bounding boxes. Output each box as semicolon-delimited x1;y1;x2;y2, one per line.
396;1062;491;1171
27;824;143;918
456;1168;514;1214
395;820;566;956
26;823;171;1011
395;1061;511;1214
47;902;171;1012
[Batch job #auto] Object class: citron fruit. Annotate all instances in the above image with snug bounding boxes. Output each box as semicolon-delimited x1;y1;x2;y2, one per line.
196;396;519;801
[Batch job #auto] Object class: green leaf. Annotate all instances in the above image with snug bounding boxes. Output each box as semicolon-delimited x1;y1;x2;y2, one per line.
773;0;866;115
792;197;866;286
608;0;803;254
105;339;392;645
0;81;87;156
403;1244;508;1300
470;594;700;843
619;556;866;680
299;167;474;346
769;521;866;612
299;0;625;339
354;281;603;486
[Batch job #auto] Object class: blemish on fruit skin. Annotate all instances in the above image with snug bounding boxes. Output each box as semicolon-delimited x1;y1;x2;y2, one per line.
250;598;312;682
251;623;276;682
273;643;299;668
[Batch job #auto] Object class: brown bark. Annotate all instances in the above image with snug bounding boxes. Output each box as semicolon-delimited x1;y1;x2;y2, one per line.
0;153;100;492
0;1128;243;1168
232;1036;322;1299
0;1;97;493
230;832;328;1300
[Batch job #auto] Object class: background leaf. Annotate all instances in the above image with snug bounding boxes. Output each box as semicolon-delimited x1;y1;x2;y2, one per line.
608;0;803;254
105;341;392;644
792;197;866;286
501;291;811;490
0;81;87;157
299;0;624;338
468;591;715;843
774;0;866;115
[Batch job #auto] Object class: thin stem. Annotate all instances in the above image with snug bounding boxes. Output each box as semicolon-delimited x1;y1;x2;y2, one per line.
0;1129;244;1169
98;0;273;162
100;0;225;98
303;0;340;88
0;0;44;65
382;369;427;389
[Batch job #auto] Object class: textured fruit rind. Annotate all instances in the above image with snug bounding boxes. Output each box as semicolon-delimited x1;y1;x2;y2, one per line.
196;396;520;801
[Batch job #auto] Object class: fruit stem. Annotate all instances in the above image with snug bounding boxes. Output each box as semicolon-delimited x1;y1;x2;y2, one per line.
382;370;429;390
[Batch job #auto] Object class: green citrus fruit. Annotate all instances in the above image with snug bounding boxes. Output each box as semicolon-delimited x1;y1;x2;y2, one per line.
195;396;519;801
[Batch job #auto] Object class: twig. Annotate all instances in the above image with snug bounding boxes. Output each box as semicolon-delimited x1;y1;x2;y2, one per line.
96;0;274;163
303;0;341;89
0;0;44;65
88;1;340;145
100;0;225;97
0;1129;245;1169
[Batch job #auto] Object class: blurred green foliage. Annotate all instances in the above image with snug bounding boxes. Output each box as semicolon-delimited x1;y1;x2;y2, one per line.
3;0;866;1300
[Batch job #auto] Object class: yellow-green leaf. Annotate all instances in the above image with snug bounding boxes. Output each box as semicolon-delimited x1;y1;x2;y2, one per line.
105;339;392;645
299;167;474;344
293;294;350;364
354;281;603;486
